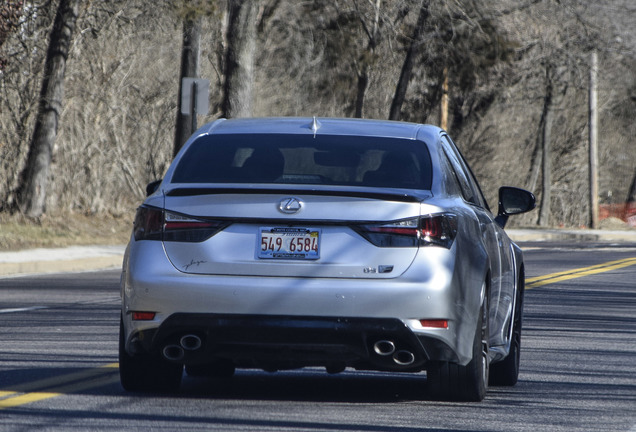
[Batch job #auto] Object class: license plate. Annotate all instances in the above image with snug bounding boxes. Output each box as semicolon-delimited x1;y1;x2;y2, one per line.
258;227;321;260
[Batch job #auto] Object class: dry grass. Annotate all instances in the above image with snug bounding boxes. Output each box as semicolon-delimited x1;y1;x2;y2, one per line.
0;211;132;251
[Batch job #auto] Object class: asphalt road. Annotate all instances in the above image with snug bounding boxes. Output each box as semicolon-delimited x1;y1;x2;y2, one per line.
0;242;635;432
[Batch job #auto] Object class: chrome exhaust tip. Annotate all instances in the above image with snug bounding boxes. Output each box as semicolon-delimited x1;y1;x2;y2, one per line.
162;344;185;361
180;334;202;351
392;350;415;366
373;340;396;356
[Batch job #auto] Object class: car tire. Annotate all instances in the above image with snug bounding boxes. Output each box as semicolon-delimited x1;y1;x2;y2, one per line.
427;287;489;402
119;317;183;393
185;360;236;378
490;276;524;386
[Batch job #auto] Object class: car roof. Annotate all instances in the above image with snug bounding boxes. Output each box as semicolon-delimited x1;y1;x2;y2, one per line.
198;117;443;142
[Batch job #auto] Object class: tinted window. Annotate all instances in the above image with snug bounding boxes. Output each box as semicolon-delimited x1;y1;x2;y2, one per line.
440;135;488;209
172;134;433;190
438;149;463;197
440;141;476;203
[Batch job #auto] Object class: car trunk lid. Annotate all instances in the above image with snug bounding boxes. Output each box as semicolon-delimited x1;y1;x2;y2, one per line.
161;189;426;279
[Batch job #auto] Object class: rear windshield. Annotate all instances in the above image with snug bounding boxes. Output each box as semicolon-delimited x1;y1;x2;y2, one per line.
171;133;433;190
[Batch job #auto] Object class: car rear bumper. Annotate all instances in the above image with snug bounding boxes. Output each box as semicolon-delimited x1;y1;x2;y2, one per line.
121;240;482;367
125;313;461;372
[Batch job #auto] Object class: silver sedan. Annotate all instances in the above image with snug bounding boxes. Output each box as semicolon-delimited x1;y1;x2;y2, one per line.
119;117;535;401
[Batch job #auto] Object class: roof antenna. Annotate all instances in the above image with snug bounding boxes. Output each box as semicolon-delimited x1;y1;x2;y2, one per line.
311;116;320;138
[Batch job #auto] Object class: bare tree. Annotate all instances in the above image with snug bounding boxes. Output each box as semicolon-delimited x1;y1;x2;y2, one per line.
389;0;429;120
353;0;382;118
222;0;260;118
0;0;23;70
0;0;633;228
15;0;81;218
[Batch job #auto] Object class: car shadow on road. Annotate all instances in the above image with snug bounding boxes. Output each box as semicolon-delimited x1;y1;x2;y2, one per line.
177;369;431;403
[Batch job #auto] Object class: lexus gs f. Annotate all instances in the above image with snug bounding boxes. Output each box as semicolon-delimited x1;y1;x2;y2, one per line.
119;117;535;401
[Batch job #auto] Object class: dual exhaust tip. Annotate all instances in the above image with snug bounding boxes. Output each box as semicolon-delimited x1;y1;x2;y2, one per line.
163;335;416;366
373;340;416;366
162;334;202;361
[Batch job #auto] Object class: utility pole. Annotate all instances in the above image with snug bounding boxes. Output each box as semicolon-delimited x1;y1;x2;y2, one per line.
173;17;202;158
440;67;449;130
589;51;599;229
538;64;554;227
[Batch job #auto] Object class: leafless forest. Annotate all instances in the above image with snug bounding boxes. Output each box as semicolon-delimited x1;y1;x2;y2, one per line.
1;0;635;227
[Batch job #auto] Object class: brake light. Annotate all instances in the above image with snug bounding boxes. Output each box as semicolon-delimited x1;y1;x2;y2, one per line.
133;206;229;242
163;212;228;242
355;218;420;247
419;214;457;248
355;214;457;248
132;311;156;321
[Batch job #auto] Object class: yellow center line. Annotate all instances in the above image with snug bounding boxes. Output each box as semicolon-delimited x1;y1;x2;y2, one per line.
526;257;636;289
0;363;119;410
3;363;119;394
0;390;18;399
0;392;59;410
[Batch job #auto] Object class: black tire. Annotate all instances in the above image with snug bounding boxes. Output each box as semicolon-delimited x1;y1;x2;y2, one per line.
185;360;236;378
490;275;524;386
427;287;490;402
119;317;183;393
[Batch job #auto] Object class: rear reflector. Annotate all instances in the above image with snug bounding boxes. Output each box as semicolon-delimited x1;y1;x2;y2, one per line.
419;319;448;329
132;312;156;321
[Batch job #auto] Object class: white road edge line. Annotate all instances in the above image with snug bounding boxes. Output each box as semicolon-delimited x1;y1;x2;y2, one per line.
0;306;48;314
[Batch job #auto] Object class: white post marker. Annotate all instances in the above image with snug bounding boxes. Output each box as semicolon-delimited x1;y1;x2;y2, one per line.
180;78;210;131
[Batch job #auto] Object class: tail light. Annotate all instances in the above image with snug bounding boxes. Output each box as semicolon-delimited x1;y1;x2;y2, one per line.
419;214;458;248
133;206;163;241
354;214;457;248
133;206;229;242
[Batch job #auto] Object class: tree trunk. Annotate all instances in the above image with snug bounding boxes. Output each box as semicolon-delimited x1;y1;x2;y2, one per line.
389;0;429;121
222;0;260;119
354;67;370;119
173;17;202;158
16;0;81;218
354;0;381;118
628;169;636;203
538;65;554;227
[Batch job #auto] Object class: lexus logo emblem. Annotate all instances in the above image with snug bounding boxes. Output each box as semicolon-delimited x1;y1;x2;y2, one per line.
278;197;303;214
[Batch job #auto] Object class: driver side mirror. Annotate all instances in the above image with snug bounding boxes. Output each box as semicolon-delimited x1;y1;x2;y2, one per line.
495;186;536;228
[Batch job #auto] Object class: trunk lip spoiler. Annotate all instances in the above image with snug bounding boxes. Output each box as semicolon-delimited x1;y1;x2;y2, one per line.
164;186;430;203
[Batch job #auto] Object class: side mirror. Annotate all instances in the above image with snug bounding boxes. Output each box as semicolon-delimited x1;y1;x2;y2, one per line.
145;179;162;197
495;186;536;228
